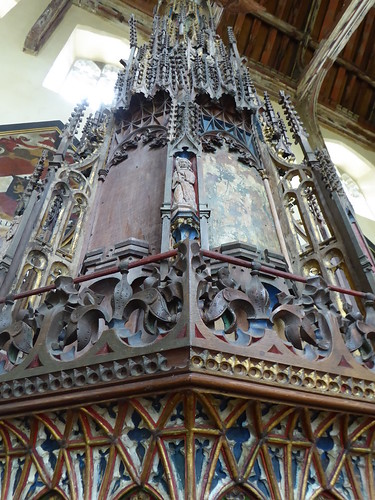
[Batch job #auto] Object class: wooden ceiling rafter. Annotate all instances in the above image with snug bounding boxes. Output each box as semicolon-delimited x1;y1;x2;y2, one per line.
294;0;322;75
317;0;340;41
23;0;71;55
72;0;155;37
259;0;288;66
217;0;375;135
234;7;306;42
354;7;375;70
296;0;375;105
233;13;246;36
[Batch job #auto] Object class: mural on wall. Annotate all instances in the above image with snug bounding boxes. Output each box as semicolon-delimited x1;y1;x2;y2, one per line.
203;150;280;253
0;122;62;248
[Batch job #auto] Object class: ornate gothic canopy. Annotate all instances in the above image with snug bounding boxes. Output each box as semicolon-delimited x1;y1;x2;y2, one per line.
24;0;375;146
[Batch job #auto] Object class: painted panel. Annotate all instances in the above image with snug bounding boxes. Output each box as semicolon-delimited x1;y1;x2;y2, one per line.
202;149;280;253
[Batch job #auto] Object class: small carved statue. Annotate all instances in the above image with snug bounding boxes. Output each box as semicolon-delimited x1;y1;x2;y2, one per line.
41;193;63;243
172;157;197;212
5;216;20;241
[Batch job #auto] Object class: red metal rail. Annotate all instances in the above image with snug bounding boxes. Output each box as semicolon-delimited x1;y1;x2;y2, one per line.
0;249;178;304
0;247;373;304
201;249;372;299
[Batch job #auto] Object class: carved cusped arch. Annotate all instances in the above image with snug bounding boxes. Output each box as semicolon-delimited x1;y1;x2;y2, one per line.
218;485;262;500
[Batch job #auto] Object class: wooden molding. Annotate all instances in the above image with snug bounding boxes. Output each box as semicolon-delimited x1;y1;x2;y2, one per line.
23;0;72;55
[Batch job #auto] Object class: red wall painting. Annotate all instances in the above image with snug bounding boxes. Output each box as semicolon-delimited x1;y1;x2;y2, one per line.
0;122;63;245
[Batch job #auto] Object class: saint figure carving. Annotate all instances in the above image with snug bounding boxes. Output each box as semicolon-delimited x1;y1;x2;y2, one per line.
172;157;197;211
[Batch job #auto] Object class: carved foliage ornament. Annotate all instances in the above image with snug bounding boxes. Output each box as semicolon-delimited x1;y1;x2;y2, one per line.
109;260;182;345
195;245;271;343
271;276;335;357
44;277;108;359
0;247;185;369
202;133;258;168
107;127;167;170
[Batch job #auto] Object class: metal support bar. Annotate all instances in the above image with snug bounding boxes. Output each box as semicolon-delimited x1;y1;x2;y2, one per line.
2;245;373;304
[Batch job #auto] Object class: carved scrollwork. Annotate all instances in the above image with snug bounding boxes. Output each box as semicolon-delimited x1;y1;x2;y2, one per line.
108;127;167;168
1;239;375;391
341;295;375;365
198;260;271;344
202;287;256;335
110;261;183;345
271;276;335;358
0;246;187;365
108;139;135;167
0;300;36;369
140;127;168;148
44;277;108;360
201;134;224;153
201;133;258;168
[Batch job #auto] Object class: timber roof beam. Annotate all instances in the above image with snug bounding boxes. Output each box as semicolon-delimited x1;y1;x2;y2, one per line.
296;0;375;104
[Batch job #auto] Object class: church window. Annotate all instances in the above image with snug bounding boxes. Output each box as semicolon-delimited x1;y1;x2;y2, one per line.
61;59;119;108
43;26;129;110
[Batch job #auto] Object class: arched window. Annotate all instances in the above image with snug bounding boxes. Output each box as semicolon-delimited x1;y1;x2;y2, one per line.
61;59;119;107
325;141;375;225
43;26;128;110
